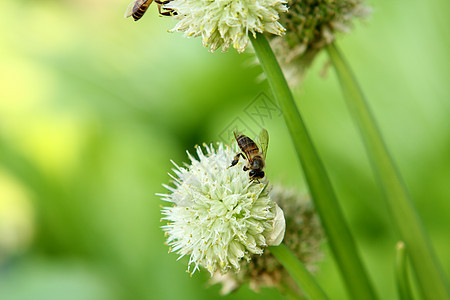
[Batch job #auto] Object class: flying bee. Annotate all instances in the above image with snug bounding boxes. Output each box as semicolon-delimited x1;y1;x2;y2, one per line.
124;0;176;21
229;129;269;182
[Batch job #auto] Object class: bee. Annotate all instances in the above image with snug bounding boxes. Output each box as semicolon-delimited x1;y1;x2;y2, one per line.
124;0;176;21
229;129;269;182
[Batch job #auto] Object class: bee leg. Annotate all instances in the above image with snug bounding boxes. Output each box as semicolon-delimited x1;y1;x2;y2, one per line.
159;10;175;16
249;177;260;183
155;0;178;16
228;153;245;168
243;166;249;171
156;3;176;16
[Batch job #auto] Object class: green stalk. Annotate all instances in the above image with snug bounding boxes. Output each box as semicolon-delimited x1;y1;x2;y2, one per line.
270;244;329;300
395;241;414;300
250;33;377;300
326;43;450;300
280;281;307;300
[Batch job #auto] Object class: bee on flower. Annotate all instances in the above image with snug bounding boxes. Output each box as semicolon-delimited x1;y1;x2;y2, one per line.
159;142;285;275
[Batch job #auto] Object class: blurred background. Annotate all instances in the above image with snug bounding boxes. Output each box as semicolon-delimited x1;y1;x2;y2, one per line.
0;0;449;299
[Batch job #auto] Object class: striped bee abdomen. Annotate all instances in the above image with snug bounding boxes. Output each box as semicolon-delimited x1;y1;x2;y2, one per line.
236;135;260;156
132;0;152;21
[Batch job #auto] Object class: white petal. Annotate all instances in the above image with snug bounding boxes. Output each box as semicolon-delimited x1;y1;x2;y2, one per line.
266;204;285;246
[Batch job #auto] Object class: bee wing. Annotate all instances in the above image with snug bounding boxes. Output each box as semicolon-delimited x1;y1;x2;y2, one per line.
124;0;138;18
255;129;269;159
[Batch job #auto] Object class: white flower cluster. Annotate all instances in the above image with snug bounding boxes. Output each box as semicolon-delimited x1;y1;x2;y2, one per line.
160;143;285;275
211;186;324;294
166;0;288;53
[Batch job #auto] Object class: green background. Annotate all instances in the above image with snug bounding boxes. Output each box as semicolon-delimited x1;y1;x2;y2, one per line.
0;0;449;299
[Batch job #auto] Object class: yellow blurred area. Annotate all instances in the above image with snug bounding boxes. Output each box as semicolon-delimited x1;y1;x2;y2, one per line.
0;171;34;262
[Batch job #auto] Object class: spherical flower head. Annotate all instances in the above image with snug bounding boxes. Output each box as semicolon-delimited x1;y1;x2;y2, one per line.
270;0;371;85
210;185;324;295
166;0;288;53
159;143;285;275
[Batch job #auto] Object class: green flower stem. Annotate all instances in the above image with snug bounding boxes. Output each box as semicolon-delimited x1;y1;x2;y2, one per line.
326;43;450;300
395;242;414;300
250;33;377;300
270;244;329;300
